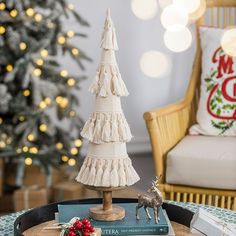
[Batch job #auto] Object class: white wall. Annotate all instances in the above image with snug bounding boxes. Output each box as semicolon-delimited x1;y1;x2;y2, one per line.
63;0;196;153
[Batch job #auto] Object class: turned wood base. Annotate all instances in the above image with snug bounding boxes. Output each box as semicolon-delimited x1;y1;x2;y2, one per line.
89;205;125;221
85;185;126;221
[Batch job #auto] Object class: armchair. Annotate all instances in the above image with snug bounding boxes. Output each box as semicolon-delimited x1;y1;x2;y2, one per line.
144;0;236;210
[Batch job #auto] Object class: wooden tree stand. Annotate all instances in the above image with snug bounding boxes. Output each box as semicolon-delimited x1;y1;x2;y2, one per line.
85;186;125;221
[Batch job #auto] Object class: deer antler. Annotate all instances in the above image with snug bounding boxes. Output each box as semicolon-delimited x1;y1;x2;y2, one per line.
153;175;162;185
152;180;156;187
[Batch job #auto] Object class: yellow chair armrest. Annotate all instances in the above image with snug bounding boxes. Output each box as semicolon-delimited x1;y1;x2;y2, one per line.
144;99;189;120
144;99;193;183
143;46;201;183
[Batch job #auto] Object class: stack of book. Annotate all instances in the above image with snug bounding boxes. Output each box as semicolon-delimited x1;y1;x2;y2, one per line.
58;203;175;236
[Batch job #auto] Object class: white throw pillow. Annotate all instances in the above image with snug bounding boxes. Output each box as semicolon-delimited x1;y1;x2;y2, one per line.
190;27;236;136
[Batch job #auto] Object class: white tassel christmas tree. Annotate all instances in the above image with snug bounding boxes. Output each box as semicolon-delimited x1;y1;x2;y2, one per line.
76;9;140;221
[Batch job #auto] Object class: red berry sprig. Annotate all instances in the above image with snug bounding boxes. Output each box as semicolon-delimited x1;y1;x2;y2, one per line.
63;218;95;236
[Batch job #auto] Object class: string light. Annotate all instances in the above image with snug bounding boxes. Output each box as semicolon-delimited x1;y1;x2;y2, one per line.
25;157;33;165
57;36;66;45
221;28;236;57
131;0;158;20
56;96;63;104
56;142;63;150
61;155;69;162
29;147;38;154
44;97;51;105
22;146;29;152
67;31;75;38
0;3;6;10
0;141;5;147
70;147;78;155
39;124;47;132
173;0;201;14
0;141;6;148
40;49;48;58
69;110;76;117
161;5;188;31
27;133;35;141
56;97;69;108
164;27;193;52
19;42;27;50
0;26;6;34
26;8;35;17
140;51;169;78
60;70;68;77
67;4;75;10
6;64;13;72
34;13;42;22
60;98;69;108
35;58;44;66
74;139;82;148
187;0;206;21
6;137;12;144
16;148;22;154
7;139;11;144
19;116;25;121
10;9;18;18
39;101;47;109
47;21;54;28
67;78;76;86
33;68;42;76
0;117;2;124
23;89;30;97
68;158;76;166
71;48;79;56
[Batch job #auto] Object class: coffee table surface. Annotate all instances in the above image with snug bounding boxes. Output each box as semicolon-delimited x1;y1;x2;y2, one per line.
0;200;235;235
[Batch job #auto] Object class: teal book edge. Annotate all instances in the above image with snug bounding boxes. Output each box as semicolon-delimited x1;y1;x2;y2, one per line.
58;203;169;235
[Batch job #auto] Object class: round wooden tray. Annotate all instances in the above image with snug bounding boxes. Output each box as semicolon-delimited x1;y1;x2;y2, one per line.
14;198;195;236
23;220;195;236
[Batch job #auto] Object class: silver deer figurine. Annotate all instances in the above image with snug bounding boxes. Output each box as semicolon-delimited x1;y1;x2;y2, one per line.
136;176;163;224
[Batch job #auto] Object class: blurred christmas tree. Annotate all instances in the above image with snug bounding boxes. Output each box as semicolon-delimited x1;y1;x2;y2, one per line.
0;0;91;173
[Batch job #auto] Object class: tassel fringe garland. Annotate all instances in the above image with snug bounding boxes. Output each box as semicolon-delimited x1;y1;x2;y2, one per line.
88;65;129;97
76;157;140;187
81;112;132;144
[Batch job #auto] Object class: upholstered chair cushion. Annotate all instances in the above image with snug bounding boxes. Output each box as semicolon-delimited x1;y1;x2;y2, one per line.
166;135;236;189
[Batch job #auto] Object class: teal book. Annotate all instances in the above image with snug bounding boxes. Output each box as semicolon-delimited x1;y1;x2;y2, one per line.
58;203;169;235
